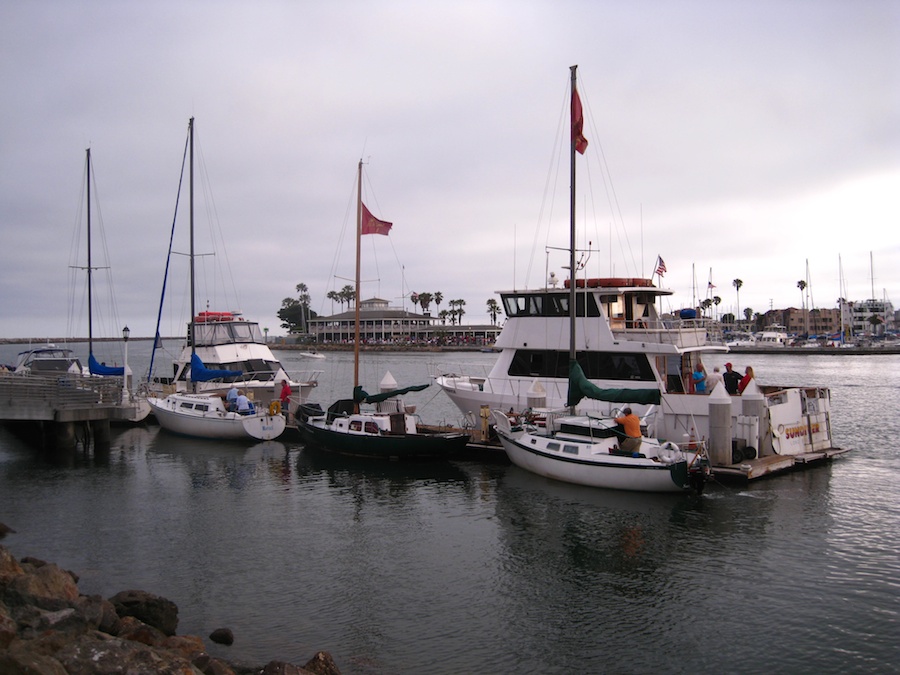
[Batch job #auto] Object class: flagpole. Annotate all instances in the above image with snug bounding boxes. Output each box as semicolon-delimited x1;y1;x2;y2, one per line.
354;159;362;394
569;65;578;365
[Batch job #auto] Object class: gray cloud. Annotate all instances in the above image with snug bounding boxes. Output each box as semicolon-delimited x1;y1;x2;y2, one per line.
1;0;897;339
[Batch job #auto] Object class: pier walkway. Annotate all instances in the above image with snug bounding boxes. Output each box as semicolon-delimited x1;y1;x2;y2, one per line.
0;372;130;448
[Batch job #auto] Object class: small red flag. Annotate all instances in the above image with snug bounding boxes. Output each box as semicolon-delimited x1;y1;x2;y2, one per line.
361;202;392;236
571;86;588;155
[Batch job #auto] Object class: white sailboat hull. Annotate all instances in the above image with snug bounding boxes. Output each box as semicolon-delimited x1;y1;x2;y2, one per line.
148;394;285;441
492;414;699;493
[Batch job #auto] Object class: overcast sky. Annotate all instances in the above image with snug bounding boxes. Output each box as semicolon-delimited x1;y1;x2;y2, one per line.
2;0;897;340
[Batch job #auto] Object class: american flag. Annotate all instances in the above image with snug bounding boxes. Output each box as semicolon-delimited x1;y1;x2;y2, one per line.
655;256;666;276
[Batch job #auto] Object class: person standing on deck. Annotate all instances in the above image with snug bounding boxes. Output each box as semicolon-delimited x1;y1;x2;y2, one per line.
738;366;755;394
707;366;725;393
692;362;707;394
723;363;741;395
280;380;292;422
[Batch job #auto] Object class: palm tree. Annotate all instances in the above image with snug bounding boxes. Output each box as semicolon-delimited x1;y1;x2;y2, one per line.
433;291;443;315
712;295;721;321
418;292;433;314
743;307;754;326
797;280;807;335
340;284;355;310
486;298;501;325
326;290;340;312
438;309;449;325
732;279;743;327
295;282;311;333
453;299;466;324
701;298;713;317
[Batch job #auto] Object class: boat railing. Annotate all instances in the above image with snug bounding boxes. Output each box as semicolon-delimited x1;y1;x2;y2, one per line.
610;317;714;348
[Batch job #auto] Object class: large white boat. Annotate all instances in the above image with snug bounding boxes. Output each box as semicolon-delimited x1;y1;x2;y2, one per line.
755;324;789;348
485;66;709;493
435;72;837;470
157;310;322;408
436;276;837;462
13;345;83;375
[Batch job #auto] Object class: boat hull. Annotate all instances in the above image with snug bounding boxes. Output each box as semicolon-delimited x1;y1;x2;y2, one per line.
496;429;694;493
148;395;285;441
298;420;469;459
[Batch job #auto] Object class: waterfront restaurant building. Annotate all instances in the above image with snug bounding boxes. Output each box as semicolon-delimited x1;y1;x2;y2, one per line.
307;297;502;346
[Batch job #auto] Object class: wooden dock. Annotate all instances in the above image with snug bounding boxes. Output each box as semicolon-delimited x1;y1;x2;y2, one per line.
711;447;850;481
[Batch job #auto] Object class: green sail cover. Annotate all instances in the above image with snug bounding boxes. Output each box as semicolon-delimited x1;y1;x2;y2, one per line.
566;360;661;407
353;383;430;404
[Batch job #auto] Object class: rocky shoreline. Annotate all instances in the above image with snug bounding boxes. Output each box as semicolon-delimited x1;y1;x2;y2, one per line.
0;541;340;675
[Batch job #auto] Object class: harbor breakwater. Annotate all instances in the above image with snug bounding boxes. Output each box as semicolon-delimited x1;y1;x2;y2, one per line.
0;540;340;675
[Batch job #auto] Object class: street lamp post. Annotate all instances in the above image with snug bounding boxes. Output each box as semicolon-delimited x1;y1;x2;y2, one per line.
122;325;131;402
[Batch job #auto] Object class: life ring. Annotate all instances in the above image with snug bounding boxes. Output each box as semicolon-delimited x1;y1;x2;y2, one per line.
658;441;681;465
268;401;282;416
774;423;785;438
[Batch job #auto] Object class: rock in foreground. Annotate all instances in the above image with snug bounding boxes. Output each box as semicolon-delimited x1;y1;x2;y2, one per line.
0;545;340;674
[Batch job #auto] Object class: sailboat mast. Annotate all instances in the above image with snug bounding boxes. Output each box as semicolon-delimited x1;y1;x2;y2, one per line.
354;159;363;389
569;65;578;364
189;117;196;389
86;148;93;357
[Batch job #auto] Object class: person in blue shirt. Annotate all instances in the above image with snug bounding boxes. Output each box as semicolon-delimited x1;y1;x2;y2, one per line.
226;385;239;411
692;362;707;393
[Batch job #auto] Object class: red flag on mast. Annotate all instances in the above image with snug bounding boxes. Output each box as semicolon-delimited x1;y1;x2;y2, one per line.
571;86;588;155
361;202;392;236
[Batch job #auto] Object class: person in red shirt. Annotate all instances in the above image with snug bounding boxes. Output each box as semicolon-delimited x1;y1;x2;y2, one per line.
614;407;642;454
279;380;292;421
738;366;755;394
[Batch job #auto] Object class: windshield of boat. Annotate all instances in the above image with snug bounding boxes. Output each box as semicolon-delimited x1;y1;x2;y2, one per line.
190;321;265;346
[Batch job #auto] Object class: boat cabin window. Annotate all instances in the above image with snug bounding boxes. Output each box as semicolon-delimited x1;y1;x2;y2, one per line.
501;291;600;318
179;402;194;410
190;321;265;347
195;404;209;412
364;421;380;434
508;349;655;381
30;359;77;372
350;421;363;431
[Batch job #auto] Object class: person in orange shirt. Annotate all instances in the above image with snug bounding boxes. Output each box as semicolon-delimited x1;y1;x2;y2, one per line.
614;407;642;454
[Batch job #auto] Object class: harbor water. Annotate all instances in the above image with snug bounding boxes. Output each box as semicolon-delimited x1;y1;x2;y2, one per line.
0;342;898;673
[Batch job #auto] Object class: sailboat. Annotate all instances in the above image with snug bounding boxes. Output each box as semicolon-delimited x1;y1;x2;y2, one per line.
491;67;709;493
147;119;285;441
76;149;150;422
297;161;469;458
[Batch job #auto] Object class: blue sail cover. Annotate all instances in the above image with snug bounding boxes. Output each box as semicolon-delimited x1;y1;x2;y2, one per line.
89;353;124;377
566;360;661;407
190;353;242;382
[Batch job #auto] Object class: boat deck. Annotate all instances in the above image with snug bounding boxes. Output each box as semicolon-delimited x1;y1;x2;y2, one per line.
711;447;850;482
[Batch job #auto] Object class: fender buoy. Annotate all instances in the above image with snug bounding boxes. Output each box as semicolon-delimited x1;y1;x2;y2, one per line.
658;441;681;465
268;400;282;416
